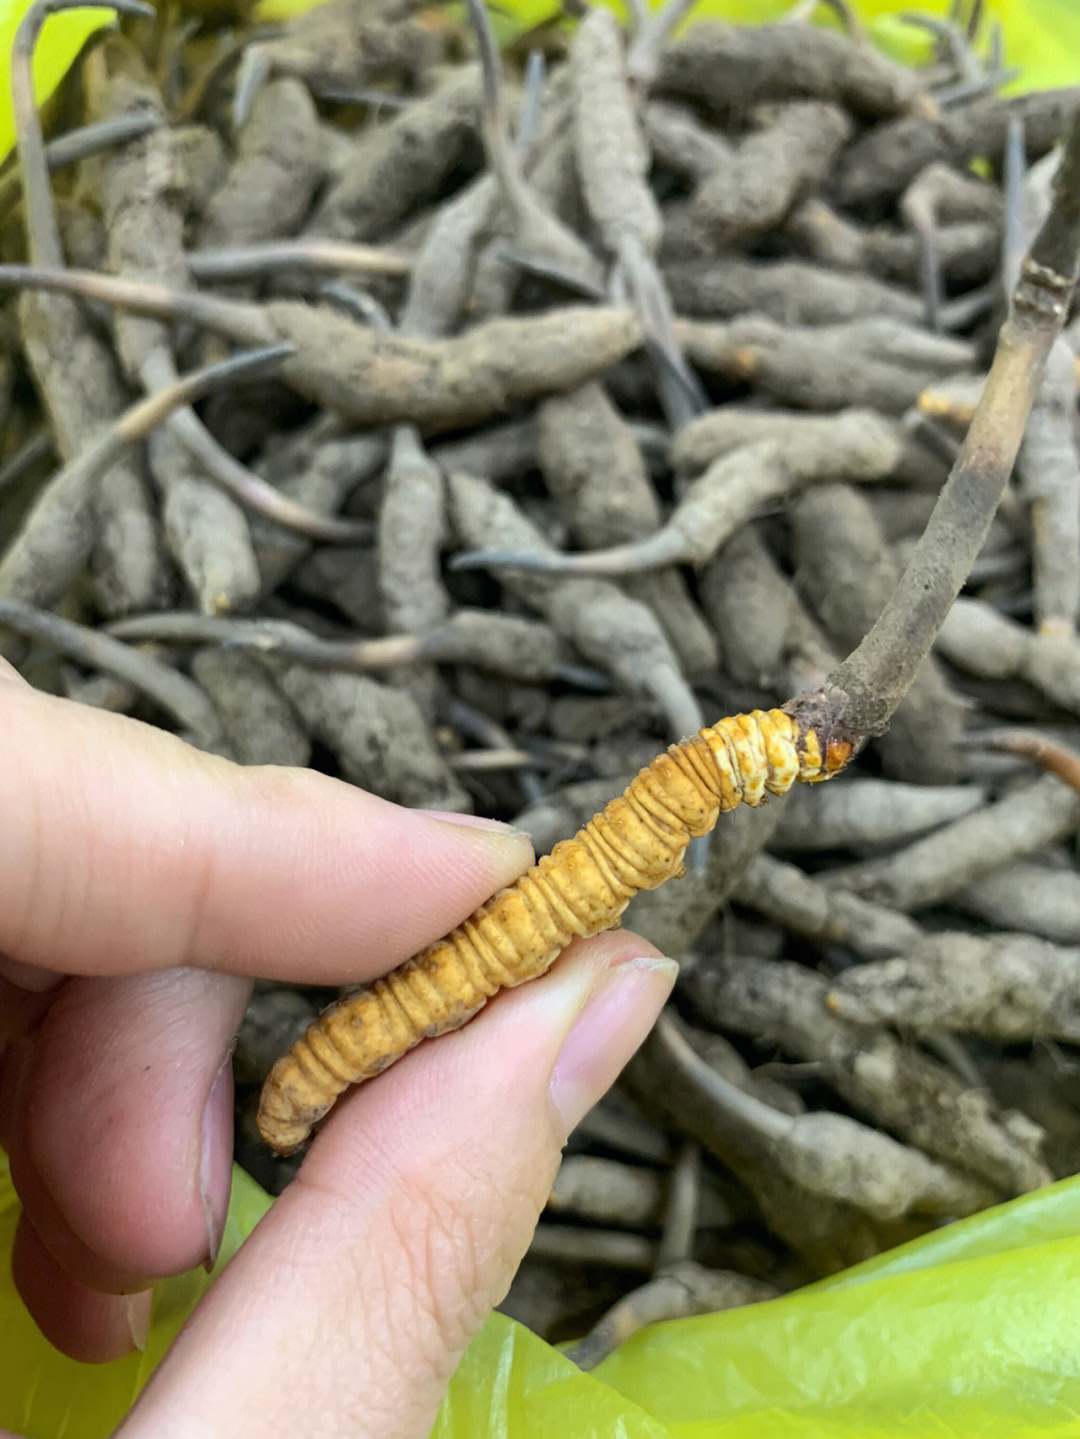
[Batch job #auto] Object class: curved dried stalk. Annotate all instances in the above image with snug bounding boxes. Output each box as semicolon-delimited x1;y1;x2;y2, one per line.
0;600;227;749
463;0;601;294
258;709;849;1152
0;347;293;605
186;241;410;284
957;729;1080;793
12;0;154;266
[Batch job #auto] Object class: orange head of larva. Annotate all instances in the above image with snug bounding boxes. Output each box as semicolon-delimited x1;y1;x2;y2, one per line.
824;737;854;775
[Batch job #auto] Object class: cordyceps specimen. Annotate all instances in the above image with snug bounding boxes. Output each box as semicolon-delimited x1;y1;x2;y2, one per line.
258;709;849;1152
257;98;1080;1157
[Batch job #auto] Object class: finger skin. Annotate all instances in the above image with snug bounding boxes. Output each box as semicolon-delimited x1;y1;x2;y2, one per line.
6;969;249;1298
11;1211;152;1364
116;932;676;1439
0;682;534;983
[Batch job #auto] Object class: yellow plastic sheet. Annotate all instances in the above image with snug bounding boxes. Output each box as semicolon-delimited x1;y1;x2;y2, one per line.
5;1155;1080;1438
2;0;1078;157
436;1177;1080;1438
0;2;112;160
0;1156;271;1438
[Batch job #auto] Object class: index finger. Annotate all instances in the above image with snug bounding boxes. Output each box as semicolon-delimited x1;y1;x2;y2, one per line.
0;681;533;984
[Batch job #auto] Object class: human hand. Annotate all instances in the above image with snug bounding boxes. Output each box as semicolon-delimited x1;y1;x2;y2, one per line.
0;655;676;1438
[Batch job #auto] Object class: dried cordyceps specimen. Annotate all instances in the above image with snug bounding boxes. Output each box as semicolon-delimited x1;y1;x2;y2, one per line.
0;343;290;613
198;78;329;249
462;0;599;300
569;10;659;268
653;1010;996;1223
698;523;837;700
674;314;974;413
629;1013;901;1276
231;0;447;123
733;852;924;963
791;482;964;783
936;596;1080;715
836;85;1079;211
785;194;1000;292
272;665;470;814
950;856;1080;945
642;99;734;189
769;776;986;853
0;264;642;433
453;408;904;578
829;773;1080;911
308;63;484;242
10;0;164;615
686;100;852;251
652;18;924;121
1017;337;1080;636
568;5;703;426
682;952;1049;1195
0;598;229;752
534;382;717;677
546;1154;666;1229
446;467;705;743
663;254;926;326
79;43;348;614
827;930;1080;1043
191;647;311;769
257;708;849;1152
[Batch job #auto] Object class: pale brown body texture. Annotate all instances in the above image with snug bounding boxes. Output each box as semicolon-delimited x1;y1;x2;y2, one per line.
257;708;844;1153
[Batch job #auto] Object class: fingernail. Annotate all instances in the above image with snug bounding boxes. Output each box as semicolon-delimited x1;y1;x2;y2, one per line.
123;1289;154;1352
198;1056;234;1271
548;956;678;1140
419;811;535;878
416;809;530;839
0;955;61;992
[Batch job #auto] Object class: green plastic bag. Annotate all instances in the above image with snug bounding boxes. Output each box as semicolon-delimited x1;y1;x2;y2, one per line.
437;1177;1080;1438
5;1155;1080;1438
2;0;1079;156
0;1156;271;1437
0;1;112;159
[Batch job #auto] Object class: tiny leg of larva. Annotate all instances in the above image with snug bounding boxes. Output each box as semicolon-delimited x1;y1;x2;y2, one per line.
257;708;849;1153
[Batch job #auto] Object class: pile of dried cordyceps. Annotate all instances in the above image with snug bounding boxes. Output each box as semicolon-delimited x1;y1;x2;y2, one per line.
3;0;1080;1362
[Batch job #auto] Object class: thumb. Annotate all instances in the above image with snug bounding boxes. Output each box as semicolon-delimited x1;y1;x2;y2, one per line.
116;933;676;1439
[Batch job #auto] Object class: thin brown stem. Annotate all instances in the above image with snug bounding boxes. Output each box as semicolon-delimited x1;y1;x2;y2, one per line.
12;0;153;266
463;0;600;293
956;729;1080;793
790;102;1080;750
107;613;414;669
0;110;163;217
0;263;271;345
0;600;226;748
186;241;409;283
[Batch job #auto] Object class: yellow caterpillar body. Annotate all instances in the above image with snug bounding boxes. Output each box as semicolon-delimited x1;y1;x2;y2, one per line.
257;709;850;1153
